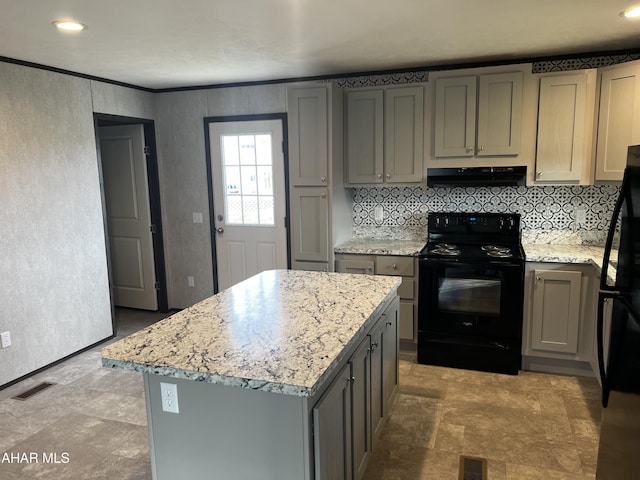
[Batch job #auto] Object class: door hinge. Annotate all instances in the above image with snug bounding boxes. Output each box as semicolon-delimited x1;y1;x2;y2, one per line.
144;146;151;156
150;224;157;234
154;281;161;290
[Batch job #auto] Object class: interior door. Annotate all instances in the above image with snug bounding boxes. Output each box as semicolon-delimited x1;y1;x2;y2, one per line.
99;124;158;310
209;119;287;291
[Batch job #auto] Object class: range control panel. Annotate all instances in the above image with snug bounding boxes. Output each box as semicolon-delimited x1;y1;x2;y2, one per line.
428;212;520;235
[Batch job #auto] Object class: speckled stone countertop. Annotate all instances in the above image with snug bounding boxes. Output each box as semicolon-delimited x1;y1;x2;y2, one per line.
102;270;400;397
523;243;618;284
334;238;426;256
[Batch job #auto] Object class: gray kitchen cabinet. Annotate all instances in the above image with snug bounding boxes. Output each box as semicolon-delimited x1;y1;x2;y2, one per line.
534;71;596;184
345;85;424;185
351;335;371;480
434;72;523;157
313;298;399;480
531;269;582;354
313;363;353;480
287;83;353;272
372;298;399;447
290;188;329;263
522;263;597;375
289;86;329;187
335;253;417;342
595;60;640;181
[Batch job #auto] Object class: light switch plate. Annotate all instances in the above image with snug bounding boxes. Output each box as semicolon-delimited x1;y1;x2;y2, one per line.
0;331;11;349
160;382;179;414
192;212;203;224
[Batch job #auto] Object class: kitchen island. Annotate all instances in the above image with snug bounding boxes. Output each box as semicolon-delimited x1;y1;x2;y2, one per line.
102;269;400;480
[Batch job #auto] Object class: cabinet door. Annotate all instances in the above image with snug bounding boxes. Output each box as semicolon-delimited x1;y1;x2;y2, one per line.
369;320;384;448
531;270;582;354
381;299;399;412
351;338;371;480
434;76;477;157
384;86;424;182
535;74;587;182
290;188;329;263
313;363;352;480
346;90;384;184
595;63;640;181
288;86;329;186
477;72;523;156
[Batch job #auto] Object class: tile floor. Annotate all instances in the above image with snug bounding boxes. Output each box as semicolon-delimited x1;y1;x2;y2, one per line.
0;309;602;479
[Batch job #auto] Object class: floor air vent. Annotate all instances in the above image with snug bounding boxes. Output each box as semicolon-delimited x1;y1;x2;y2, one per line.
459;456;487;480
12;382;55;400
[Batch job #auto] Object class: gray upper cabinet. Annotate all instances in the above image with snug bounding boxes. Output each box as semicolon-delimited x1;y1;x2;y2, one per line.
288;86;329;186
346;90;384;184
434;72;523;158
345;85;424;185
534;71;596;184
595;61;640;181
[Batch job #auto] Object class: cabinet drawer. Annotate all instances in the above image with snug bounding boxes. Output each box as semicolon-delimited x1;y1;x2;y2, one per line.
397;278;414;300
376;256;414;276
336;259;374;275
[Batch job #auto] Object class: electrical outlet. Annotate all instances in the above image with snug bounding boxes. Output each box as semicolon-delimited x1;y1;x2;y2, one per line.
374;205;384;222
576;207;587;225
1;331;11;349
160;382;179;414
187;276;195;287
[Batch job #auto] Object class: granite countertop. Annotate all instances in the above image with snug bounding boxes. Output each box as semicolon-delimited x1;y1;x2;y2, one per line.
334;238;426;256
523;243;618;285
102;269;400;398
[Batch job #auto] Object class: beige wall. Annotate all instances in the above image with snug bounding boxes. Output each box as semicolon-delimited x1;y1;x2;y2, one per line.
0;62;156;386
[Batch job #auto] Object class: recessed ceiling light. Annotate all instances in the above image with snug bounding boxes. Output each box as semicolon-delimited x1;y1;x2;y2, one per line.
621;5;640;17
53;20;87;32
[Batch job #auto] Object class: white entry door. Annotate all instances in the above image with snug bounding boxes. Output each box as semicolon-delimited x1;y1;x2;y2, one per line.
209;120;288;290
99;125;158;310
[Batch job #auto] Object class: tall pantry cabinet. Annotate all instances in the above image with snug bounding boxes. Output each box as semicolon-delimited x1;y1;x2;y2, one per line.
287;83;352;272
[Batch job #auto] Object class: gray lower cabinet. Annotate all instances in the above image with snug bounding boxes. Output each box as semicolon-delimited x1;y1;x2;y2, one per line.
313;298;399;480
313;363;353;480
522;263;596;375
336;253;417;342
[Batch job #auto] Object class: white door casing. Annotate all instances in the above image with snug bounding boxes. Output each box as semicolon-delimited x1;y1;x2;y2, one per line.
209;120;287;291
99;124;158;310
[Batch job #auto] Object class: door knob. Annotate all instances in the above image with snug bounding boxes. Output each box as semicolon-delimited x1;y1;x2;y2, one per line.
216;227;224;234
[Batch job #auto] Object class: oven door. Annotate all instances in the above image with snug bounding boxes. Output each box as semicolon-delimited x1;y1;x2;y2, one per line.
418;258;524;339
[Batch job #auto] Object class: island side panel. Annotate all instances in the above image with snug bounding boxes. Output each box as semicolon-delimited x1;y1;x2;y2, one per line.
145;374;311;480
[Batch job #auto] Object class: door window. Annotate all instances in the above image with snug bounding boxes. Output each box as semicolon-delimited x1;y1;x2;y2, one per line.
221;134;274;225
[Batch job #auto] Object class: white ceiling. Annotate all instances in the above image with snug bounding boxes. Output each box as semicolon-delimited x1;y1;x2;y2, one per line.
2;0;640;90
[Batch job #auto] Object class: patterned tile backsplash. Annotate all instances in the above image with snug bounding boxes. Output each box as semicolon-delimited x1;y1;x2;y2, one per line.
352;185;620;245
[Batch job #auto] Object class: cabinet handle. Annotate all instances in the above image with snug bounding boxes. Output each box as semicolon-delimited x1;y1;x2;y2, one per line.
377;174;382;179
320;176;326;183
466;147;474;153
386;174;391;179
537;172;543;178
386;321;392;326
392;264;398;270
478;146;484;152
536;275;541;281
320;192;326;199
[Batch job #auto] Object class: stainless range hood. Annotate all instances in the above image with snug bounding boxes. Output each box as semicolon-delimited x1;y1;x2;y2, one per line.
427;166;527;187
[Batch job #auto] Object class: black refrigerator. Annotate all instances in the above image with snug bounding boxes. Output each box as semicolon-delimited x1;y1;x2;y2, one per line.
596;145;640;479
